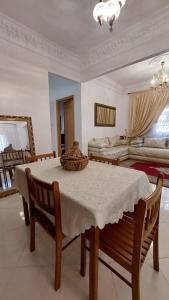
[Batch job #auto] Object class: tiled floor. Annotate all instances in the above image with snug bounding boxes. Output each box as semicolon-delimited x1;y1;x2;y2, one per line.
0;188;169;300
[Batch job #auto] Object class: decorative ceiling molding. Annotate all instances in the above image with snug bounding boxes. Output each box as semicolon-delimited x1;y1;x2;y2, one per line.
88;75;126;94
1;7;169;83
0;12;80;74
81;6;169;80
126;80;150;93
149;53;169;66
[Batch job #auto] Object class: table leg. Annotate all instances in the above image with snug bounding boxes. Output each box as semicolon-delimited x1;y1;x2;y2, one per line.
22;196;30;226
89;226;100;300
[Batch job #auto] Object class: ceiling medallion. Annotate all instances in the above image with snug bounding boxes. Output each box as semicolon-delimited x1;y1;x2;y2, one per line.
151;61;169;89
93;0;126;32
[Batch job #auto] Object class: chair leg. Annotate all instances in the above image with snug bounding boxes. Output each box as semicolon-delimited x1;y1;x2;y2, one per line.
30;216;35;252
54;233;62;291
132;273;140;300
153;229;159;272
9;168;13;181
0;171;3;188
80;234;86;277
3;169;8;187
22;197;30;226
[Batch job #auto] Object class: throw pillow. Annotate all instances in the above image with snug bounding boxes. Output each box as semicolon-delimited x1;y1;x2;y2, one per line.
108;136;121;147
88;137;109;149
144;138;166;149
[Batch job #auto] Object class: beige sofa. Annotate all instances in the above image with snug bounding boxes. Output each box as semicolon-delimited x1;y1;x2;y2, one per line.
88;137;169;163
129;137;169;164
88;137;129;161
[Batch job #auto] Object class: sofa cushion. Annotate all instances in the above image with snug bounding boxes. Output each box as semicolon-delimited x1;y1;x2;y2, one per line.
129;146;169;159
130;137;144;146
108;136;121;147
144;138;167;149
88;137;109;149
89;146;128;159
88;147;107;153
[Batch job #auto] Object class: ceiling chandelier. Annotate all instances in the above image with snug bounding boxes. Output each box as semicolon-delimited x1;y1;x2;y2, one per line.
93;0;126;32
151;62;169;89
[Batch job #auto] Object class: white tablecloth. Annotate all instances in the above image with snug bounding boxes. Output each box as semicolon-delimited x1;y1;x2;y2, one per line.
15;158;152;237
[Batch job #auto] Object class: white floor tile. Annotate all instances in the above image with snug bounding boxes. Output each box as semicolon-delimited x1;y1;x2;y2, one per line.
1;263;116;300
0;240;26;268
0;187;169;300
150;223;169;259
159;258;169;285
0;268;15;299
111;262;169;300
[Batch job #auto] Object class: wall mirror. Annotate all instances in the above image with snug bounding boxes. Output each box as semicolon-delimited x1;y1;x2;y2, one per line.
0;115;35;198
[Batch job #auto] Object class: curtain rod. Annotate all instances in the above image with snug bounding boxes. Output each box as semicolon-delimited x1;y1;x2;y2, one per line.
128;87;169;95
128;88;150;95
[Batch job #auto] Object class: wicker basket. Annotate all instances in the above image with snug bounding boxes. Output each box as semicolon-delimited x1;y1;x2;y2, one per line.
60;157;88;171
60;141;88;171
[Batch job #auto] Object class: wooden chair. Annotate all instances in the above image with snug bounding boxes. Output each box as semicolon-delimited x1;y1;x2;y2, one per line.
2;150;24;186
23;151;56;226
80;175;163;300
2;149;24;166
25;151;56;163
25;168;78;290
90;154;120;166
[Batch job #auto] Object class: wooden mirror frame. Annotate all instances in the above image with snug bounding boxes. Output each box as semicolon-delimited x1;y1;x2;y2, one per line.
0;115;35;198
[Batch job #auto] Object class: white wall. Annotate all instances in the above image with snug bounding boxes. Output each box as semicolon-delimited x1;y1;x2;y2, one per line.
0;54;52;154
81;76;129;154
49;73;82;154
0;55;129;157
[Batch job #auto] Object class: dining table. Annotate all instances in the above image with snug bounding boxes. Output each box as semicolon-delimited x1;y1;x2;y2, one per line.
15;157;152;300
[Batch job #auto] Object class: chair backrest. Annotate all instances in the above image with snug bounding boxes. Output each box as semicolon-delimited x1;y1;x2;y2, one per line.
25;168;61;232
25;151;56;163
2;150;24;164
90;154;120;166
3;144;14;152
133;175;163;266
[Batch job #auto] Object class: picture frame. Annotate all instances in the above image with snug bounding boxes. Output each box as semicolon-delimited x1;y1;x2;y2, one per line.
95;103;116;127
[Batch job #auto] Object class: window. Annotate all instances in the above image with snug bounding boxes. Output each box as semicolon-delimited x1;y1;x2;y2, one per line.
149;103;169;137
0;134;8;152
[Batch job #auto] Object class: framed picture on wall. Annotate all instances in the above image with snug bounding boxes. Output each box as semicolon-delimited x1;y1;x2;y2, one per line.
95;103;116;127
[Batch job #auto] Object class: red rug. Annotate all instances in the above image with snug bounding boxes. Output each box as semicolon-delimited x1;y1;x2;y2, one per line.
131;161;169;187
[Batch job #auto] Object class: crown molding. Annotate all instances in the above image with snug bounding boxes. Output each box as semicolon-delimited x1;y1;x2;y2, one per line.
81;6;169;81
0;12;80;78
1;7;169;83
126;80;150;93
86;75;126;94
149;52;169;66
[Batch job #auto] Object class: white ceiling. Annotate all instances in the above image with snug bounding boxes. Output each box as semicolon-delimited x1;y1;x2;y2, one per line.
0;0;169;56
108;52;169;89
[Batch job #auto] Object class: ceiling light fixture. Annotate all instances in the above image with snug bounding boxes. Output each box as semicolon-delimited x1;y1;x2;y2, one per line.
93;0;126;32
151;62;169;89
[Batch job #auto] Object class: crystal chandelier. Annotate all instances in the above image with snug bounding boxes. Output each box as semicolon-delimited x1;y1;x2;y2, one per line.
93;0;126;32
151;62;169;89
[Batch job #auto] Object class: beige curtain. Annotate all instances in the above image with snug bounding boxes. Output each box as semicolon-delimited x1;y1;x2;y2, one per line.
129;88;169;137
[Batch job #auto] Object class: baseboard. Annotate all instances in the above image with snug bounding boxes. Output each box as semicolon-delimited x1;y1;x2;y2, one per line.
128;155;169;164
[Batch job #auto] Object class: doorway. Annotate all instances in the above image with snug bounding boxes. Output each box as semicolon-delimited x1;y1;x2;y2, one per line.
56;96;75;156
